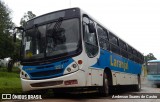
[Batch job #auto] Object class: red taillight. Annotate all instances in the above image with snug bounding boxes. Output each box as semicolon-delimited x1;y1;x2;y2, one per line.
64;80;78;85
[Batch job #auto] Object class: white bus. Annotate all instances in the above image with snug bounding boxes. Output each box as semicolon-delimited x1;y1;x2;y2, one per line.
14;8;144;96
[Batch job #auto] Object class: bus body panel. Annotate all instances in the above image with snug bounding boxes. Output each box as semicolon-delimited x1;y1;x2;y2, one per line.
92;49;142;75
90;49;142;85
19;7;144;92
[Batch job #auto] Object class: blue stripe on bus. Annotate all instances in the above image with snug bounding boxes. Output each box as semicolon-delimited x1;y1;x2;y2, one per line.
22;58;74;80
92;49;142;75
148;60;160;63
147;75;160;81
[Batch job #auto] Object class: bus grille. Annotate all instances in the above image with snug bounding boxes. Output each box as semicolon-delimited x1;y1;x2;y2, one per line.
30;80;63;87
30;69;63;78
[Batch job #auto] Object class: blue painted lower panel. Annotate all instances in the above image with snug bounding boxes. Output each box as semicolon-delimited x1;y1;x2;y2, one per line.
22;58;74;80
92;49;142;75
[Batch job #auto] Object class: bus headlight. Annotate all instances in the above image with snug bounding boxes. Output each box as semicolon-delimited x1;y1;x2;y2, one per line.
72;64;77;68
20;70;30;80
64;62;79;74
67;67;72;72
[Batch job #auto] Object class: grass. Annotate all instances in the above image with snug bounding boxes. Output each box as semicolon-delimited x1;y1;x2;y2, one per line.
0;67;22;93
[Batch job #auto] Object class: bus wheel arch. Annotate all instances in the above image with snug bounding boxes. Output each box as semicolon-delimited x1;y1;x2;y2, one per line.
98;67;113;96
134;74;141;91
137;74;141;91
104;68;113;86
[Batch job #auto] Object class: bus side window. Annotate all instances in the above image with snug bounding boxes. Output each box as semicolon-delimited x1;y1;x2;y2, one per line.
97;25;110;51
128;46;133;60
109;32;120;54
83;16;98;58
109;32;118;45
119;39;128;58
97;25;108;39
133;49;139;63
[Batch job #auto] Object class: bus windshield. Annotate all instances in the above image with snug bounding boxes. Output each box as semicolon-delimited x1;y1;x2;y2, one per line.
147;62;160;75
22;18;80;60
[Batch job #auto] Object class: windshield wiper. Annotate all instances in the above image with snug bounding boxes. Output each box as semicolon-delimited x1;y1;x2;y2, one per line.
46;17;64;37
45;17;65;54
53;17;63;33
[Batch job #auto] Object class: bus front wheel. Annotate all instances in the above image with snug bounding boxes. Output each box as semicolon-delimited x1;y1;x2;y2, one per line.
99;72;109;96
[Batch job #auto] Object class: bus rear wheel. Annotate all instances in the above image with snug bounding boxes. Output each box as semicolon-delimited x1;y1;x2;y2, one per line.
99;72;109;96
135;75;141;91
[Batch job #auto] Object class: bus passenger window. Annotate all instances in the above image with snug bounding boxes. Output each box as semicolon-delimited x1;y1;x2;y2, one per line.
109;32;120;54
97;25;108;40
109;32;118;46
97;25;110;51
99;37;110;50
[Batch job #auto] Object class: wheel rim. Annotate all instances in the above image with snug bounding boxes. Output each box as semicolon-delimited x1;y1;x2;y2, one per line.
104;74;109;94
138;76;141;89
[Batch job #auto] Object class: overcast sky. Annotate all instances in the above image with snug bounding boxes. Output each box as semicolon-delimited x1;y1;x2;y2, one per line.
3;0;160;59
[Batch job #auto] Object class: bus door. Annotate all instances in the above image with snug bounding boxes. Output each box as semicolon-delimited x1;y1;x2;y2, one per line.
83;15;103;86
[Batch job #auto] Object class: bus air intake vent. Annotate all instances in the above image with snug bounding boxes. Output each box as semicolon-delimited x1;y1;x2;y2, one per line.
30;69;63;78
30;80;63;87
36;65;54;69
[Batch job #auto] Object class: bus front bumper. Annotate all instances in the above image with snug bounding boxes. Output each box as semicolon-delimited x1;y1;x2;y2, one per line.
21;70;86;92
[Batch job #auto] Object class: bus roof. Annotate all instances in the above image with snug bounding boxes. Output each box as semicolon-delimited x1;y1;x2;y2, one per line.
148;60;160;63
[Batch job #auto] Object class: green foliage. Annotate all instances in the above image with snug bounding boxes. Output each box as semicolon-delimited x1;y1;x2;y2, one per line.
144;53;157;62
0;36;14;58
0;0;15;59
18;11;36;40
20;11;36;27
0;67;20;74
0;0;14;35
12;38;21;60
0;67;22;93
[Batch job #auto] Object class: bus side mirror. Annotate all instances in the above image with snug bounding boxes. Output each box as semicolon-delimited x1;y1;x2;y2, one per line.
88;23;96;33
13;26;24;42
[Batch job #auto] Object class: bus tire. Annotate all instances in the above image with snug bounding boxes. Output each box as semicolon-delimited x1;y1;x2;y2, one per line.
99;72;109;96
135;75;141;91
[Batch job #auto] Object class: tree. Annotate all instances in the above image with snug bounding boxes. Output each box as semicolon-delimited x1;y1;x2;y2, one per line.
0;0;17;72
20;11;36;27
18;11;36;39
0;0;14;35
0;0;15;59
144;53;157;62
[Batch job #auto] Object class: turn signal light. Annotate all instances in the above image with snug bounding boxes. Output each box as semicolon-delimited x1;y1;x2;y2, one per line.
78;60;83;65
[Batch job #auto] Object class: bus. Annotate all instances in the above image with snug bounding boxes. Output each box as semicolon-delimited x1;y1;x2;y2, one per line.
147;60;160;86
14;7;144;96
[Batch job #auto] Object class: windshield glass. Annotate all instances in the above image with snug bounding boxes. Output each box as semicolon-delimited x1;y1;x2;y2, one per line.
22;18;80;60
147;62;160;74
